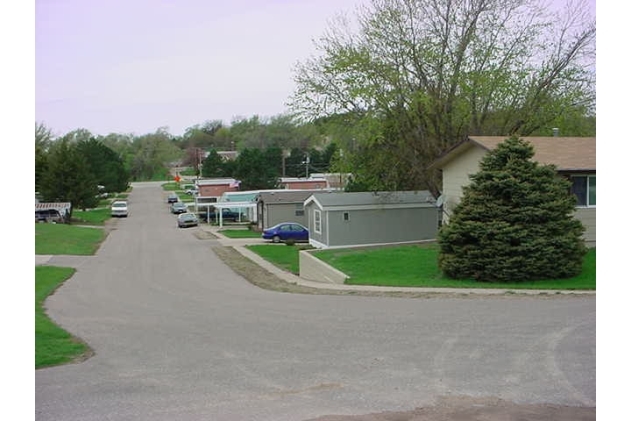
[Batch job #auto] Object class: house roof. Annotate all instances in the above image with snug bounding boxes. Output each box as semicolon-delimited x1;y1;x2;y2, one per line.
195;178;239;186
35;202;72;212
258;190;327;204
430;136;596;172
305;191;435;211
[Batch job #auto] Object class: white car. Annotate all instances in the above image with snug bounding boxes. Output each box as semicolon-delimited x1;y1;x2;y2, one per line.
111;200;129;217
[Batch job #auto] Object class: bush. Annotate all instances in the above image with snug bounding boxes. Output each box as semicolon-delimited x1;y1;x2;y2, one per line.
438;136;587;282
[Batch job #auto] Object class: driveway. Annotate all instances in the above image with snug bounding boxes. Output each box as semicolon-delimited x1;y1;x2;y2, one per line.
35;182;596;421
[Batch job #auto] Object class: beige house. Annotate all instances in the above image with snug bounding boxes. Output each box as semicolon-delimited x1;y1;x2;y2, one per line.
430;136;596;247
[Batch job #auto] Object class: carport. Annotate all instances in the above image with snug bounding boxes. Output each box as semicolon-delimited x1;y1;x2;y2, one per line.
198;201;257;227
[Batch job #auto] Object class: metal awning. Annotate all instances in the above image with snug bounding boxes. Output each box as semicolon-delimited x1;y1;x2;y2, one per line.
195;201;257;227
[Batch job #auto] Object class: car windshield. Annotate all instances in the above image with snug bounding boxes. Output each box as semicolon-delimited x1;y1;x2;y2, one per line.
180;214;196;220
112;202;126;207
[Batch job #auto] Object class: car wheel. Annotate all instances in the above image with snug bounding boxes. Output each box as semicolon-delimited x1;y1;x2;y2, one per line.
272;235;281;243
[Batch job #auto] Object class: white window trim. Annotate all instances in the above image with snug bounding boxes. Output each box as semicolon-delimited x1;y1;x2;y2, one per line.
314;209;322;234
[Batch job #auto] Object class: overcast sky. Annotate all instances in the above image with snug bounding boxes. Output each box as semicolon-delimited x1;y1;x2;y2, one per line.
35;0;596;138
35;0;368;137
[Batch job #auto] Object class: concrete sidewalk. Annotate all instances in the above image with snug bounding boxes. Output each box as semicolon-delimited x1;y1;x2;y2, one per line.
204;225;596;296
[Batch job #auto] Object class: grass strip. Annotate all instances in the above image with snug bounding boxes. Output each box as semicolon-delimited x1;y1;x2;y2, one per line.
35;224;106;255
35;266;92;368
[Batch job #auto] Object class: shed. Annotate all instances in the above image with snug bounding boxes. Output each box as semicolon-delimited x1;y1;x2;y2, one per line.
303;191;439;249
256;190;326;230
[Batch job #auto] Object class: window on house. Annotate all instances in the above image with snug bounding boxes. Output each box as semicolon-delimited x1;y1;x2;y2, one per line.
570;175;596;207
295;204;304;217
343;212;350;222
314;210;321;234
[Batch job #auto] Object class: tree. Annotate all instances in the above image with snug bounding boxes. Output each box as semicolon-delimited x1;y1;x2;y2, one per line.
201;149;225;177
291;0;595;194
233;148;279;190
35;122;55;191
437;136;587;282
39;139;99;214
129;128;182;181
76;138;129;192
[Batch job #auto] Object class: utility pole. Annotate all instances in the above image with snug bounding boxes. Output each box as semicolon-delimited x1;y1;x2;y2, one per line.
305;155;310;178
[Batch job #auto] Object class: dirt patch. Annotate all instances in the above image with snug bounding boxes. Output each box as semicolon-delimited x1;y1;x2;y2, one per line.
305;395;595;421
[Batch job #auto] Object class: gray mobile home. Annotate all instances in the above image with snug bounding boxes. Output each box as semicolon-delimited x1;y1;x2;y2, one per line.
256;190;325;230
304;191;439;249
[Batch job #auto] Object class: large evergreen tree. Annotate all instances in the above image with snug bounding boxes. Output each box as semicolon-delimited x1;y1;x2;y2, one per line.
39;139;99;214
438;137;587;282
76;138;129;192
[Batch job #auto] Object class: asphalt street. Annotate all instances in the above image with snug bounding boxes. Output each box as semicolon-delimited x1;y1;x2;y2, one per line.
35;181;596;421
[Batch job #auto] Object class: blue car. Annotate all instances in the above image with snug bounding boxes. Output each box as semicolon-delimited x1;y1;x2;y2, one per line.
262;222;309;243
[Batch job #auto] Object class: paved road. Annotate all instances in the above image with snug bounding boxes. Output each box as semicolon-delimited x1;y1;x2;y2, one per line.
35;182;596;421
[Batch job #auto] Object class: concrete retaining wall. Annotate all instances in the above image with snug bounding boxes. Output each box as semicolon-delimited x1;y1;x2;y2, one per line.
299;249;349;284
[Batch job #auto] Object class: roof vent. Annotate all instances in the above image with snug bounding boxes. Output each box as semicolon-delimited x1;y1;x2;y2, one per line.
552;128;559;137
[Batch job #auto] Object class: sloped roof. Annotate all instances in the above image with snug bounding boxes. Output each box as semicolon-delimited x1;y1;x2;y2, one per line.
431;136;596;172
305;191;435;210
35;202;72;212
196;178;238;186
258;190;326;204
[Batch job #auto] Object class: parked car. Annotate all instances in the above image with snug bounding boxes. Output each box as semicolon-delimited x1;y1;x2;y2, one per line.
111;200;129;217
35;209;63;223
262;222;309;243
167;193;179;203
177;212;199;228
185;188;198;195
170;201;188;214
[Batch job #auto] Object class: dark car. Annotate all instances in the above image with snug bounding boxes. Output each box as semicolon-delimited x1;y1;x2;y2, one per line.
177;212;199;228
262;222;309;243
170;201;188;214
35;209;63;223
167;193;179;203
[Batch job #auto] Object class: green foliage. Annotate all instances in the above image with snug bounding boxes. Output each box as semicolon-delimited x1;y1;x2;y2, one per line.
76;138;130;192
290;0;595;193
201;149;226;177
129;128;181;181
234;147;280;190
36;266;90;368
38;139;100;212
438;137;587;282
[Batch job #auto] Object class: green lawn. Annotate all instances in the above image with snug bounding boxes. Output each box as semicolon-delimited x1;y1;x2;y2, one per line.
36;266;90;368
247;244;596;289
162;182;180;191
246;244;311;274
35;223;106;255
221;229;262;239
71;207;111;225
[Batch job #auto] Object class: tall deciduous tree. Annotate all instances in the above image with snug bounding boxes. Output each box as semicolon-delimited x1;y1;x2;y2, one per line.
129;128;182;181
437;137;587;282
291;0;595;194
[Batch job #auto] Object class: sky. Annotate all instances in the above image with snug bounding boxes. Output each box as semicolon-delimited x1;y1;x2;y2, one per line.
35;0;369;137
34;0;597;138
